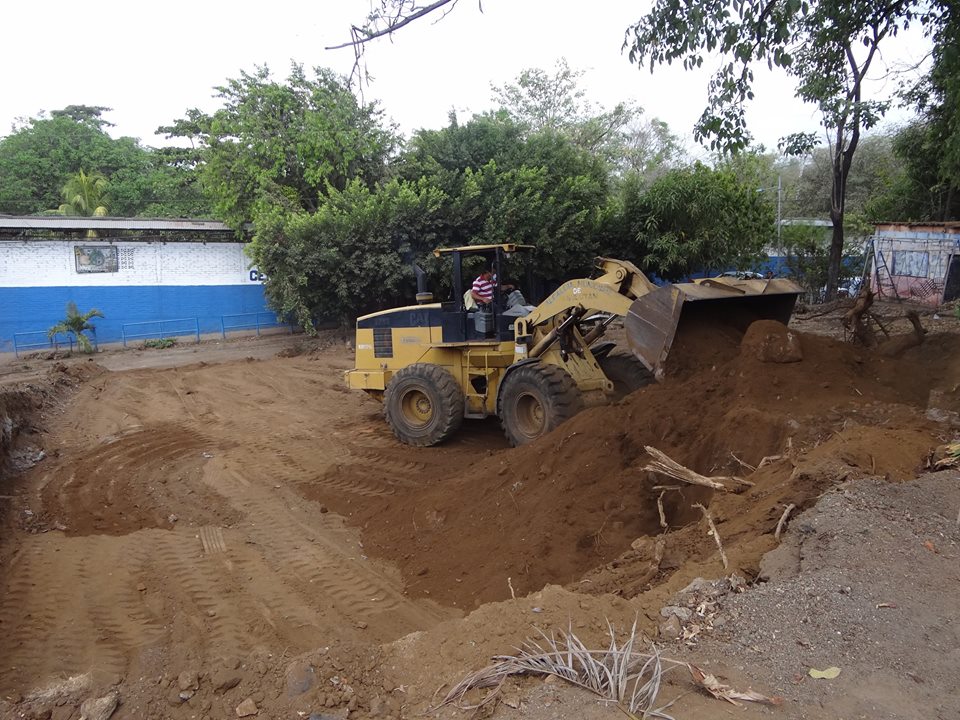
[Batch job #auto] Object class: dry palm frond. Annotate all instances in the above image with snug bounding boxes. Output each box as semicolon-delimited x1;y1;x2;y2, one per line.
435;621;685;718
642;446;746;491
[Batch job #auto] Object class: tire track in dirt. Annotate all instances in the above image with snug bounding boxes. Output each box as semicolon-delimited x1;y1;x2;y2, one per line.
207;463;448;639
37;426;234;535
150;530;254;657
0;534;165;692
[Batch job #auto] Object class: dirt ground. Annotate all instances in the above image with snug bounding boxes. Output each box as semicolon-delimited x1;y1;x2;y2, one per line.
1;306;958;720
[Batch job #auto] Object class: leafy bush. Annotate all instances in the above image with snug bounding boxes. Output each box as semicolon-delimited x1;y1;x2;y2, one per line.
142;338;177;349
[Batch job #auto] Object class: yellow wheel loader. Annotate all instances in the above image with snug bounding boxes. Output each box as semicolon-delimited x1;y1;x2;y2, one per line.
345;244;802;446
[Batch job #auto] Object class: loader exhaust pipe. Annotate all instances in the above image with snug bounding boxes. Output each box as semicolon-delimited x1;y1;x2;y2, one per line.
413;263;433;305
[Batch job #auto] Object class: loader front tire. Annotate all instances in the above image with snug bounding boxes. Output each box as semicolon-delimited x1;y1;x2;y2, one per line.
498;364;583;447
598;352;653;402
384;364;464;446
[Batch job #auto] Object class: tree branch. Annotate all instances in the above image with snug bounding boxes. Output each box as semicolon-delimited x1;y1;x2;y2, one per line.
325;0;460;50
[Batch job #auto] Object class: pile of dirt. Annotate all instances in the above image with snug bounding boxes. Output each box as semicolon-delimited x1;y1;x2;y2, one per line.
0;360;104;479
339;321;953;610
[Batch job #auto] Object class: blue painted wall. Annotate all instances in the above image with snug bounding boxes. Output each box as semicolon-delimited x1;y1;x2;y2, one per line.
0;285;271;353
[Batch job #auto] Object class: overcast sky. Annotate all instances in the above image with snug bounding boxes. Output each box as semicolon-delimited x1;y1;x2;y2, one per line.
1;1;931;153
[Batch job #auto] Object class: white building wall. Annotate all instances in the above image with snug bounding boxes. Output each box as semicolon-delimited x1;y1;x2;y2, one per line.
0;240;261;288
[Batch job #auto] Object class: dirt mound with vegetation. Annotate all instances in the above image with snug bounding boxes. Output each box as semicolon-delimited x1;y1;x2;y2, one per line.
346;321;953;609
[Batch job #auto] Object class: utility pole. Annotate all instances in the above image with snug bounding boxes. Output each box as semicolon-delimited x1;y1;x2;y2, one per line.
777;174;782;248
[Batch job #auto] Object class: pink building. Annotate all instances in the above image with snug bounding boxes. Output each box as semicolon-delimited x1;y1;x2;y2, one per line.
871;222;960;306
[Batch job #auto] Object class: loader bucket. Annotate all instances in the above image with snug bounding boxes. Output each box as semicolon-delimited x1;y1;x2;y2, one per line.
624;277;802;380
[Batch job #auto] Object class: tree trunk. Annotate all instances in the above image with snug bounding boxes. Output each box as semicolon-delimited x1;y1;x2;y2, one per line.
825;216;844;301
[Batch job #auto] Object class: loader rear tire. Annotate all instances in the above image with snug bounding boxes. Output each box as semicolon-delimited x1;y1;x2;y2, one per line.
498;364;584;447
384;364;464;446
598;352;653;402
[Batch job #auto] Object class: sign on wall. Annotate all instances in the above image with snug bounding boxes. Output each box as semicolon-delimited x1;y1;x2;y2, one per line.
74;246;118;273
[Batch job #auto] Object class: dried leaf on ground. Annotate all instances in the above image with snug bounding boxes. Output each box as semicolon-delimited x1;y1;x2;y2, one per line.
688;665;784;706
808;667;842;679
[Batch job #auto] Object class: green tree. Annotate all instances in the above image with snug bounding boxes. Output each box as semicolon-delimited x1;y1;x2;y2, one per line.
626;0;951;300
58;169;109;216
0;106;206;218
874;7;960;222
396;113;611;282
248;178;446;327
161;64;398;231
48;302;103;353
491;58;680;175
613;163;775;280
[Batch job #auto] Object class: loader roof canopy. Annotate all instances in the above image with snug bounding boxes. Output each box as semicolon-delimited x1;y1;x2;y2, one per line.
433;243;535;257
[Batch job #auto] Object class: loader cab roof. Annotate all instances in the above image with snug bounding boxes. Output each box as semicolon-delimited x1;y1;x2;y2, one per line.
433;243;535;257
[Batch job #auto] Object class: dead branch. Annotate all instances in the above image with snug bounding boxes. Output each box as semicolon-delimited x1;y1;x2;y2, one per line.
843;286;877;347
692;503;728;569
643;447;742;492
757;454;784;469
774;503;796;541
657;491;668;529
877;310;927;357
325;0;461;50
730;452;756;472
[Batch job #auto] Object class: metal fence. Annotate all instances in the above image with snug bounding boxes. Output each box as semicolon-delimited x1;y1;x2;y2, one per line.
121;318;200;347
12;329;98;358
219;312;293;338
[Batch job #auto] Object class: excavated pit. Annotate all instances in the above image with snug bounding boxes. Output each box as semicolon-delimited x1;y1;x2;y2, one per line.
339;317;956;608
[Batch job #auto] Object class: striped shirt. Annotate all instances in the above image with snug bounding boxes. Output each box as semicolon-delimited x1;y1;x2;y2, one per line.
472;274;495;303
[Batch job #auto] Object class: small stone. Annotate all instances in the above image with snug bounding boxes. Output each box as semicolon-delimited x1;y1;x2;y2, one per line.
212;669;242;693
658;615;682;639
235;697;258;717
177;670;200;691
166;689;185;707
79;691;119;720
168;514;178;523
178;690;195;701
286;661;316;697
222;656;241;670
659;605;693;622
319;505;329;514
355;621;368;630
136;583;146;592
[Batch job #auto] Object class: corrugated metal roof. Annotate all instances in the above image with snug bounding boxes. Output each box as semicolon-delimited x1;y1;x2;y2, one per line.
0;215;233;232
875;221;960;231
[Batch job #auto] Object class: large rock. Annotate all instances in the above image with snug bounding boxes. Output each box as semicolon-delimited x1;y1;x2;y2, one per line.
79;692;119;720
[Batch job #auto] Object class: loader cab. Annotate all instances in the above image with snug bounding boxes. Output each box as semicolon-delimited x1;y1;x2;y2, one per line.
433;243;535;344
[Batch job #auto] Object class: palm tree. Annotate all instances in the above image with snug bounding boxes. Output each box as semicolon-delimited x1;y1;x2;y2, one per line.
59;170;110;237
58;169;110;216
48;302;104;353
